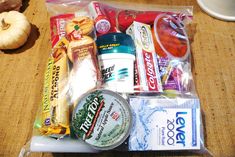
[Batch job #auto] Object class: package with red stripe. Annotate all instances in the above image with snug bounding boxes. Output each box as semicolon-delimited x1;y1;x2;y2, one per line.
126;21;163;92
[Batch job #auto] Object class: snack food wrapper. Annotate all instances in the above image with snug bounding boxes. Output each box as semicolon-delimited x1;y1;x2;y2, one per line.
19;0;211;156
67;35;100;103
38;48;70;137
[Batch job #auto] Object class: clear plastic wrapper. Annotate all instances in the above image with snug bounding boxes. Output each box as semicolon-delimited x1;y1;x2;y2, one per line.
19;0;211;156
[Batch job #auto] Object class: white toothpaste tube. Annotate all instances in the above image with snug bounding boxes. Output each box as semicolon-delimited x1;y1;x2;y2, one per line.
128;97;201;151
126;21;162;92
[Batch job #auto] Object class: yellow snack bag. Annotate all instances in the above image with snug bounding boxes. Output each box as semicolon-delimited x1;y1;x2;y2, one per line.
40;48;70;136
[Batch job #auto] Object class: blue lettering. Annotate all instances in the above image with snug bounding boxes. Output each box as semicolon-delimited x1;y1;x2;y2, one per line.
176;132;186;146
175;112;187;146
176;117;185;125
176;112;187;117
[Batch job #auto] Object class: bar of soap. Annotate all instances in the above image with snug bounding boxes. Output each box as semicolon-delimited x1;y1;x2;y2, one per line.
129;97;201;151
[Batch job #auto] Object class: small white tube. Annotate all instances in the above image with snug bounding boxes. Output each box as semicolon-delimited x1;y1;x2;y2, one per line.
30;136;98;153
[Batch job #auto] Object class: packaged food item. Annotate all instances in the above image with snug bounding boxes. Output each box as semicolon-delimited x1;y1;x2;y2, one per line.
50;13;75;47
67;35;96;62
126;21;163;92
96;33;135;93
129;96;202;151
49;8;101;104
159;59;192;94
40;48;70;136
67;35;100;103
71;89;132;150
152;14;190;61
50;11;95;46
40;11;101;135
66;16;94;40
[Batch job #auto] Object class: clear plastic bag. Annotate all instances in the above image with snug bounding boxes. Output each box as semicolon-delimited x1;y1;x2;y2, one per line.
19;0;211;156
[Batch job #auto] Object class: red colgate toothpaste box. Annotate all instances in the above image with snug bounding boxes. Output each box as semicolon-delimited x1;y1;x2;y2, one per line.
126;21;163;92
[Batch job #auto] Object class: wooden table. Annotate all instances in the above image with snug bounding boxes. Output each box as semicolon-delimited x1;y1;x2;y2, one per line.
0;0;234;157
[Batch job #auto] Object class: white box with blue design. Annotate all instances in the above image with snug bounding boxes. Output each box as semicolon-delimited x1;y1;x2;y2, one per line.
129;97;201;151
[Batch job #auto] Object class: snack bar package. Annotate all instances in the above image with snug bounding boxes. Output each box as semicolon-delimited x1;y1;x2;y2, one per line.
35;47;70;138
19;1;211;156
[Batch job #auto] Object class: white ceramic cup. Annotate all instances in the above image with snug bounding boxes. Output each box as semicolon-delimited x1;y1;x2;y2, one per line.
197;0;235;21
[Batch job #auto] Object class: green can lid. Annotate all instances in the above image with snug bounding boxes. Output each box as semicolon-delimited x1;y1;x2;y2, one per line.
96;33;135;56
71;89;132;150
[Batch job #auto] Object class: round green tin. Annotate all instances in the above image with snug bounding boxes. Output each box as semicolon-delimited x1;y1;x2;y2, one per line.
72;89;132;150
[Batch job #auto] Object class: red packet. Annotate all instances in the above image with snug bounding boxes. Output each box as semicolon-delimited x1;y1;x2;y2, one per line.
117;10;162;31
50;14;75;48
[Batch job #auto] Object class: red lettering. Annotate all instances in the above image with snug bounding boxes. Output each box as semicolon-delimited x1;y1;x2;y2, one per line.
143;50;158;91
94;3;103;16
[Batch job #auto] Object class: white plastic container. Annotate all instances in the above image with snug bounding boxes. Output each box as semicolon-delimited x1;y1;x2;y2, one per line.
96;33;136;93
197;0;235;21
98;53;135;93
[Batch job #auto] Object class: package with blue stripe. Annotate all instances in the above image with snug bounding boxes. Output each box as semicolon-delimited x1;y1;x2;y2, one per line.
128;97;202;151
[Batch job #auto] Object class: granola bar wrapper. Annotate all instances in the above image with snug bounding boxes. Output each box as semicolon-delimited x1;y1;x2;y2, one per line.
38;47;70;137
